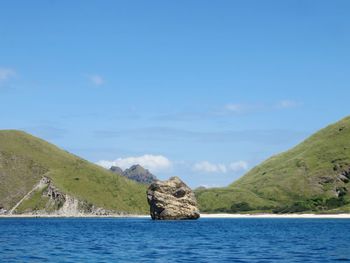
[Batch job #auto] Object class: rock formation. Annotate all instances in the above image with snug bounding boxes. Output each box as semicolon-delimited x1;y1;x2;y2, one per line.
147;177;200;220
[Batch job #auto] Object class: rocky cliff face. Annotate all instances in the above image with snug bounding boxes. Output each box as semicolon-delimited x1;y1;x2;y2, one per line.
110;164;157;184
10;177;113;216
147;177;200;220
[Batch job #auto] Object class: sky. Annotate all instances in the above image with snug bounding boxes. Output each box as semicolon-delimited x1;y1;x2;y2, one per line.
1;1;350;187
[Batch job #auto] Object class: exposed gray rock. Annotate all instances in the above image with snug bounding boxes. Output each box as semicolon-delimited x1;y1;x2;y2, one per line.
45;177;66;206
339;169;350;183
0;207;7;215
147;177;200;220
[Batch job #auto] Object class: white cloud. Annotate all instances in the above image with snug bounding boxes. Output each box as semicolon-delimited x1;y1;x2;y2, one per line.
0;68;16;81
193;160;248;174
96;154;172;172
88;74;104;86
276;100;299;109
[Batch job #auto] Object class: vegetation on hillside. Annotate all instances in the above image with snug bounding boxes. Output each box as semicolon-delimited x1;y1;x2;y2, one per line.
3;115;350;215
0;130;148;214
196;116;350;213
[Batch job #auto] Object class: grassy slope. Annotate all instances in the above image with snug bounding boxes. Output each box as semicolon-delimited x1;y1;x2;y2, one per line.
196;116;350;213
0;130;148;214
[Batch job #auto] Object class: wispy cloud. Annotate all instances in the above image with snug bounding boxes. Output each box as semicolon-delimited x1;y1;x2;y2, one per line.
276;100;299;109
96;154;172;172
88;74;104;86
153;100;301;122
23;125;67;140
193;161;228;173
94;127;307;145
224;103;262;114
225;104;245;113
0;68;16;82
225;100;300;114
193;160;248;174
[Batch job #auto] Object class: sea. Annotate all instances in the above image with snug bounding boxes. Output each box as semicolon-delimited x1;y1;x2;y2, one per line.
0;218;349;262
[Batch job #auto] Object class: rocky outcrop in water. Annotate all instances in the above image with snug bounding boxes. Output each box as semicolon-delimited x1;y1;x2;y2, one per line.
147;177;200;220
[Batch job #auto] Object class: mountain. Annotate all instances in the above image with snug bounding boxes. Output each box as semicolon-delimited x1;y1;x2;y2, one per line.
110;164;157;184
196;116;350;214
110;166;124;175
0;130;148;215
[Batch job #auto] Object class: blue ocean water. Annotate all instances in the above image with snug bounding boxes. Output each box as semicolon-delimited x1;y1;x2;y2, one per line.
0;218;350;262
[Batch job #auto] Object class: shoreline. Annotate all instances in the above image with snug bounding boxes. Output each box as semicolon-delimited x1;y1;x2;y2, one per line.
0;214;150;218
200;213;350;219
1;213;350;219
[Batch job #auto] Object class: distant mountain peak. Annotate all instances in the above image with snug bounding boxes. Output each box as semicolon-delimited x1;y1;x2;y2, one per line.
110;164;157;184
110;166;123;175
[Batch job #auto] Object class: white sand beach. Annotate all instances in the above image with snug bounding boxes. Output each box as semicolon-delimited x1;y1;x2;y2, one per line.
200;213;350;219
0;214;150;218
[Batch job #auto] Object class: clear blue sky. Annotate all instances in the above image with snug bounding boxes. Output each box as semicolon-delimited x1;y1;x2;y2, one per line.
1;1;349;187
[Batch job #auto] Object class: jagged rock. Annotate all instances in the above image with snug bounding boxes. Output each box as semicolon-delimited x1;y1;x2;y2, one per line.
147;177;200;220
339;169;350;183
44;178;66;205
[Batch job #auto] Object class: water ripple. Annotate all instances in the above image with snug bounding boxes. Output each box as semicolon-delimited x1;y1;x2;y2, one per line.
0;218;350;262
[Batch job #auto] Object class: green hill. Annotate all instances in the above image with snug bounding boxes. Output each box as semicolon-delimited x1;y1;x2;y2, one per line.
0;130;148;215
196;116;350;214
